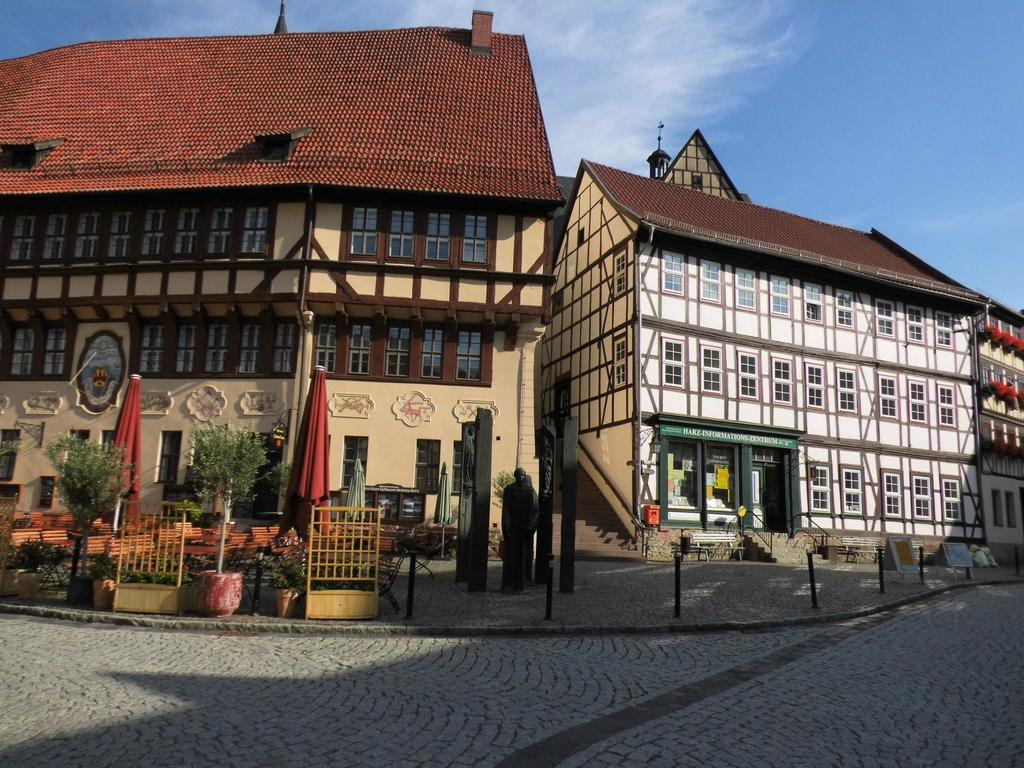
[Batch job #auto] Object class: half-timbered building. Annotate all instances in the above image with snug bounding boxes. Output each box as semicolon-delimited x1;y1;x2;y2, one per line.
543;133;986;557
0;10;560;524
976;301;1024;560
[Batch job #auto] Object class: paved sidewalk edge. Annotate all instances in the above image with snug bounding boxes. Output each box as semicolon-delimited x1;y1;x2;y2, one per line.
0;578;1020;637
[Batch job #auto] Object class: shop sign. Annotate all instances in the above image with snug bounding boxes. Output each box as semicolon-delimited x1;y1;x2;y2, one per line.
660;424;798;450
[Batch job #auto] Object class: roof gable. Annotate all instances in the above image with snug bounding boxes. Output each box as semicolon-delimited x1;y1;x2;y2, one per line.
663;129;742;200
587;160;971;297
0;29;560;202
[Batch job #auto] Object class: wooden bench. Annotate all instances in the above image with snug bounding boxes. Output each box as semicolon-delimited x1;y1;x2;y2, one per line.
11;529;41;545
828;536;883;564
689;531;744;561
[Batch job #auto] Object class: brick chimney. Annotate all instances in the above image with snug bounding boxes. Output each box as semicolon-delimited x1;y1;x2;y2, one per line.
470;10;493;56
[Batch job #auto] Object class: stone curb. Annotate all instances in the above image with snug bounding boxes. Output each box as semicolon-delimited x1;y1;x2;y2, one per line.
1;578;1020;638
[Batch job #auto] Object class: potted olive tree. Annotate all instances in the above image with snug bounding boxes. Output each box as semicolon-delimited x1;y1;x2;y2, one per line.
44;435;128;606
189;423;266;617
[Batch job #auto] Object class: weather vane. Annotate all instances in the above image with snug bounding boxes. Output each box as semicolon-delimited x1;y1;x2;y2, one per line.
657;122;665;150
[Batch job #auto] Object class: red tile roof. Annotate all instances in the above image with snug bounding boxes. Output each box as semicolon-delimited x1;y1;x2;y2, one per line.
587;161;969;294
0;29;560;202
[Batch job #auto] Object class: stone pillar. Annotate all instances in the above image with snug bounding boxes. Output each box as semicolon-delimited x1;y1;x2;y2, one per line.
534;424;555;583
559;416;578;593
454;420;476;584
468;409;493;592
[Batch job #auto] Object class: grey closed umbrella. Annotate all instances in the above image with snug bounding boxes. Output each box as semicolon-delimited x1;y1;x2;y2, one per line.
345;457;366;508
433;463;452;557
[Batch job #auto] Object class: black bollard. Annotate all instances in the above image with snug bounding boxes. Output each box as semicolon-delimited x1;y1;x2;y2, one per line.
806;551;819;609
674;554;681;618
918;546;925;585
877;549;885;594
544;554;553;621
405;552;417;619
1015;547;1020;577
967;565;973;581
250;549;265;616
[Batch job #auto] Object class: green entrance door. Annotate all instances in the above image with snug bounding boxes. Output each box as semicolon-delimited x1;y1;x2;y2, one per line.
753;461;787;533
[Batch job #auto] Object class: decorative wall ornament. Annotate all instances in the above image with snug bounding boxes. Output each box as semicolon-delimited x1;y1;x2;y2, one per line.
240;391;280;416
452;400;500;423
0;394;8;415
186;386;227;423
23;392;62;415
391;391;436;427
75;331;126;414
328;393;375;419
140;392;173;415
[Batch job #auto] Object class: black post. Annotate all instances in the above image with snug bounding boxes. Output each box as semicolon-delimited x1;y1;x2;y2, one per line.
544;554;553;621
1015;547;1020;577
918;546;925;585
69;536;82;580
559;417;578;594
468;410;493;592
806;551;819;609
877;549;885;594
405;552;417;619
967;565;973;581
455;421;476;583
535;425;555;584
250;549;265;616
674;554;681;618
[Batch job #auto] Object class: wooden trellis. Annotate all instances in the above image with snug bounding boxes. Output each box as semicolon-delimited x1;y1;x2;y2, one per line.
114;502;187;587
306;506;380;619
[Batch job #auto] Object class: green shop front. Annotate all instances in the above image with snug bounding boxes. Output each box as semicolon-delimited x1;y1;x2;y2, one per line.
651;417;803;534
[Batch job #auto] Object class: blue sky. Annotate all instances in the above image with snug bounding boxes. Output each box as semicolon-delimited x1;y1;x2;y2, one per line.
4;1;1023;311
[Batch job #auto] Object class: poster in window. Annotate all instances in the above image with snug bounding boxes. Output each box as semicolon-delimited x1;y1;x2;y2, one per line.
668;441;697;508
704;444;735;509
75;332;125;414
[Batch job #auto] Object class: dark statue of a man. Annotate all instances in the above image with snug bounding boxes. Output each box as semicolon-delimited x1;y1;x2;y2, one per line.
501;468;539;593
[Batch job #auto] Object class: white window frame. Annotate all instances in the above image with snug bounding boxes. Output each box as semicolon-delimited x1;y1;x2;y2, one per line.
389;210;415;258
207;207;233;254
614;251;628;296
942;479;962;521
804;283;823;323
935;312;953;348
141;209;165;257
878;375;898;419
735;268;756;310
43;213;67;260
700;261;721;303
425;212;451;261
772;358;792;404
906;306;925;344
909;380;927;423
805;363;825;409
882;472;902;518
613;335;628;387
663;252;684;294
738;352;758;399
770;276;791;317
108;211;132;259
350;207;378;255
842;468;863;515
701;346;722;393
174;208;200;255
811;466;831;514
837;368;857;413
835;290;854;328
11;328;33;376
663;338;684;387
10;214;36;261
876;300;895;337
913;475;932;519
937;385;956;427
241;206;269;254
75;212;100;259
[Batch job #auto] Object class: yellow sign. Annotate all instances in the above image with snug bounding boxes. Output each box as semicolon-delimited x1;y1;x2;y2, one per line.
737;505;747;518
894;539;915;567
715;468;730;490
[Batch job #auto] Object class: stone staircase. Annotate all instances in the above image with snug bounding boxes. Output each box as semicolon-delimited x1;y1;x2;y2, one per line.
743;530;821;565
551;465;641;561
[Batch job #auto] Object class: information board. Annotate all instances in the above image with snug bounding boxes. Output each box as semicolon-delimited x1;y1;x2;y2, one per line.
937;542;974;570
885;536;918;574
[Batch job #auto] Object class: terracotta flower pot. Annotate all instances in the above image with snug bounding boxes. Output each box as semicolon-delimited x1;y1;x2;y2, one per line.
16;572;41;600
276;588;300;619
197;571;243;617
93;578;116;610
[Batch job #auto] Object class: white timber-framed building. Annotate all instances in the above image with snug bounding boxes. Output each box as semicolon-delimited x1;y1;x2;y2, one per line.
543;132;987;557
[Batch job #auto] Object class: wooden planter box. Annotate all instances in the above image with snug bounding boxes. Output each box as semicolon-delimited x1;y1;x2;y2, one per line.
113;583;186;615
306;589;378;620
1;569;17;597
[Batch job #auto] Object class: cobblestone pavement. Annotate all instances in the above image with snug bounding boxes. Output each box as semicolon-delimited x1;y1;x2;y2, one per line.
1;586;1021;767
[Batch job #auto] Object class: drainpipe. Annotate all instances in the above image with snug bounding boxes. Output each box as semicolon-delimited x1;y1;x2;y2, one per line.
287;185;316;467
969;305;989;544
633;221;657;555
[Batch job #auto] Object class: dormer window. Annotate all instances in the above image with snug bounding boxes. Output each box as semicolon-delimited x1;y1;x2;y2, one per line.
2;139;63;170
255;128;311;162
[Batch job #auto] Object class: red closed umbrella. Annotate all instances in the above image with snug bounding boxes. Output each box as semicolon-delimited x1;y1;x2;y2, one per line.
278;366;331;537
109;373;142;530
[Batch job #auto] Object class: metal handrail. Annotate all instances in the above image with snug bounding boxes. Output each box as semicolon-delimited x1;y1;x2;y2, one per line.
802;514;832;553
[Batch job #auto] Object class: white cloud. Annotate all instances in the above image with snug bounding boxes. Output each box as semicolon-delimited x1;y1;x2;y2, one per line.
120;0;805;175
